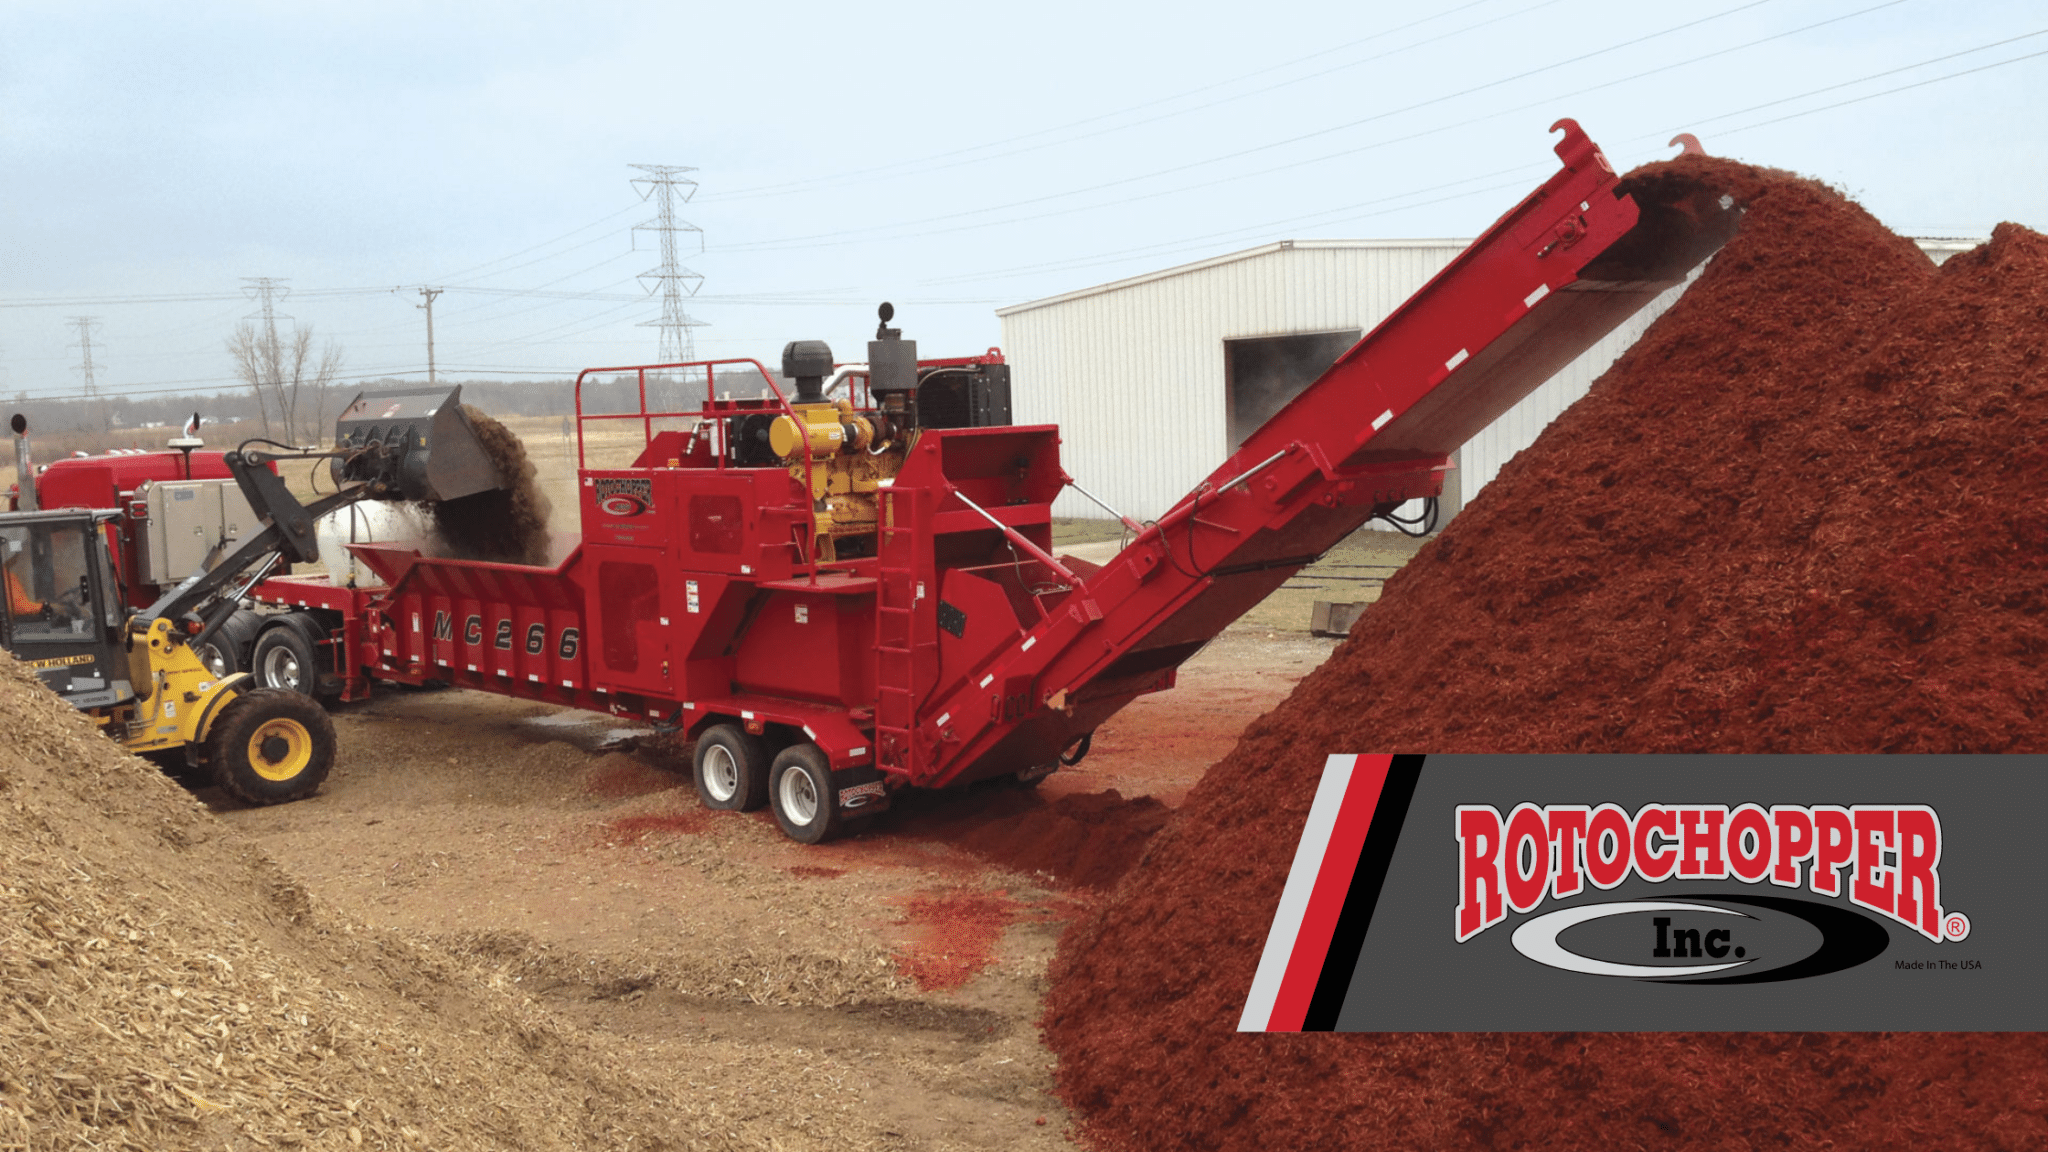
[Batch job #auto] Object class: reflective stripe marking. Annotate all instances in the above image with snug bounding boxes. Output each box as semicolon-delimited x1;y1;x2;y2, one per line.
1239;754;1357;1031
1371;409;1395;431
936;712;951;727
849;746;867;757
741;710;755;720
1021;636;1037;651
1446;348;1470;371
1524;283;1550;308
979;674;994;688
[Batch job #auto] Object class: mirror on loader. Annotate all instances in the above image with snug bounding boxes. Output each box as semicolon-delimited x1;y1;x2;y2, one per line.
329;385;507;503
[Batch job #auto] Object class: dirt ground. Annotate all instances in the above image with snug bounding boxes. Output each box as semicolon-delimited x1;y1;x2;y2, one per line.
192;615;1359;1150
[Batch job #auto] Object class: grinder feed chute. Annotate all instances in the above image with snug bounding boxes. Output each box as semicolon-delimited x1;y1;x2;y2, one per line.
331;385;505;503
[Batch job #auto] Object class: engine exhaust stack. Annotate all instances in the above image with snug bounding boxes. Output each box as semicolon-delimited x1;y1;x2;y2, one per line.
330;385;506;503
9;414;35;511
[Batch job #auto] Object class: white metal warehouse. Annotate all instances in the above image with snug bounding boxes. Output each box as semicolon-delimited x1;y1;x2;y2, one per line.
999;236;1975;526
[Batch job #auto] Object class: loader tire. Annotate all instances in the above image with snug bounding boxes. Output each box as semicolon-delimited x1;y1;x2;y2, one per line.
206;688;335;806
251;616;325;698
693;724;769;812
769;743;839;845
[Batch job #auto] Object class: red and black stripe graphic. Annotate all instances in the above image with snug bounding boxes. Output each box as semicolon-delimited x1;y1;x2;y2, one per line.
1239;753;1425;1032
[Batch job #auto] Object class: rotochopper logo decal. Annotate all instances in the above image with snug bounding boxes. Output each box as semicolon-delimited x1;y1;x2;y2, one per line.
593;477;653;518
1456;802;1963;982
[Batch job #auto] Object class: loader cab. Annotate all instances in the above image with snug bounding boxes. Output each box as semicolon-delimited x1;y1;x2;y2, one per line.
0;509;130;708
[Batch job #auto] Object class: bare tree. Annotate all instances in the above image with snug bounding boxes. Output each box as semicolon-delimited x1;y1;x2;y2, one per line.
227;323;344;443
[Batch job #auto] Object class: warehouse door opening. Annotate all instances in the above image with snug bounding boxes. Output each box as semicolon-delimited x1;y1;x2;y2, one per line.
1224;329;1361;449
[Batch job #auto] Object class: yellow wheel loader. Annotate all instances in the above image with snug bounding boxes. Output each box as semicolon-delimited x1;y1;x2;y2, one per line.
3;398;504;803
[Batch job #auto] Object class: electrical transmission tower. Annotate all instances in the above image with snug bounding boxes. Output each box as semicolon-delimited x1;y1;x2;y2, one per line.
243;276;292;353
242;277;292;434
630;164;707;365
68;316;104;430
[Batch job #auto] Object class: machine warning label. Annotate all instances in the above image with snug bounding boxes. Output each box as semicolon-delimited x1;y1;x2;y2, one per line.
1240;754;2046;1032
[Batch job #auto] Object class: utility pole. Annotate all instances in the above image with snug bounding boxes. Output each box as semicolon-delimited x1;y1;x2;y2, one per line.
417;287;444;385
629;164;708;365
68;316;103;432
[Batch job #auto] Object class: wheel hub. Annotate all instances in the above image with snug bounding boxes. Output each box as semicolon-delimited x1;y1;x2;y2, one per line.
247;718;313;781
780;766;819;825
703;745;739;802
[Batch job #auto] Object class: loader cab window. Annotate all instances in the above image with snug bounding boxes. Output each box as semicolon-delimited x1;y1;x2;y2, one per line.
1224;329;1361;449
2;521;98;643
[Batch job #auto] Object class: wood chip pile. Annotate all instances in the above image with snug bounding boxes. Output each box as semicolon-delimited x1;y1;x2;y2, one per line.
0;651;747;1152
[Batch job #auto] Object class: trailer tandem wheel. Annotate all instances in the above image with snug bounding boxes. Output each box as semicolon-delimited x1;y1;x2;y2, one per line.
195;609;264;677
693;724;770;812
251;615;328;698
769;743;839;845
206;688;337;805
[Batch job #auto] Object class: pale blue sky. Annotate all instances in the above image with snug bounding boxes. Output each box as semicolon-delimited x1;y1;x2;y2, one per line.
3;0;2042;404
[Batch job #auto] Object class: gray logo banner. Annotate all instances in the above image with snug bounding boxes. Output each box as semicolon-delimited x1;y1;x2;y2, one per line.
1334;755;2044;1031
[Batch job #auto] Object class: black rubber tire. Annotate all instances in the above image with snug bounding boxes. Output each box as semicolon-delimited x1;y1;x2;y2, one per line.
768;743;839;845
250;616;323;697
195;609;264;678
205;688;336;805
692;723;769;812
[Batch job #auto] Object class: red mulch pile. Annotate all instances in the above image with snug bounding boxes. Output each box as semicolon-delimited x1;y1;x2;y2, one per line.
945;789;1172;890
872;786;1173;889
1044;155;2048;1150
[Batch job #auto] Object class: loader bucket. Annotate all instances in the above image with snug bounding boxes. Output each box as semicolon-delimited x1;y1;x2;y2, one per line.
330;385;505;503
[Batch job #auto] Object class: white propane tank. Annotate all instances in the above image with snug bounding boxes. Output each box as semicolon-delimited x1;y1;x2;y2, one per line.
313;502;430;585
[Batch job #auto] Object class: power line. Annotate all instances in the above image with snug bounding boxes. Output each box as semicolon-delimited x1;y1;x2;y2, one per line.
0;286;394;309
700;0;1565;203
1644;27;2048;137
712;0;1784;254
427;202;642;284
724;10;2016;263
917;26;2040;293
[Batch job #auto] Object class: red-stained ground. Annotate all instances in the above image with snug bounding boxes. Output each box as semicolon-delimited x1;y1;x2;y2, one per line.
1045;156;2048;1151
895;889;1019;990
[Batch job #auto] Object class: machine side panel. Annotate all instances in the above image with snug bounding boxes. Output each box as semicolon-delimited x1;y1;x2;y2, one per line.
732;587;877;707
